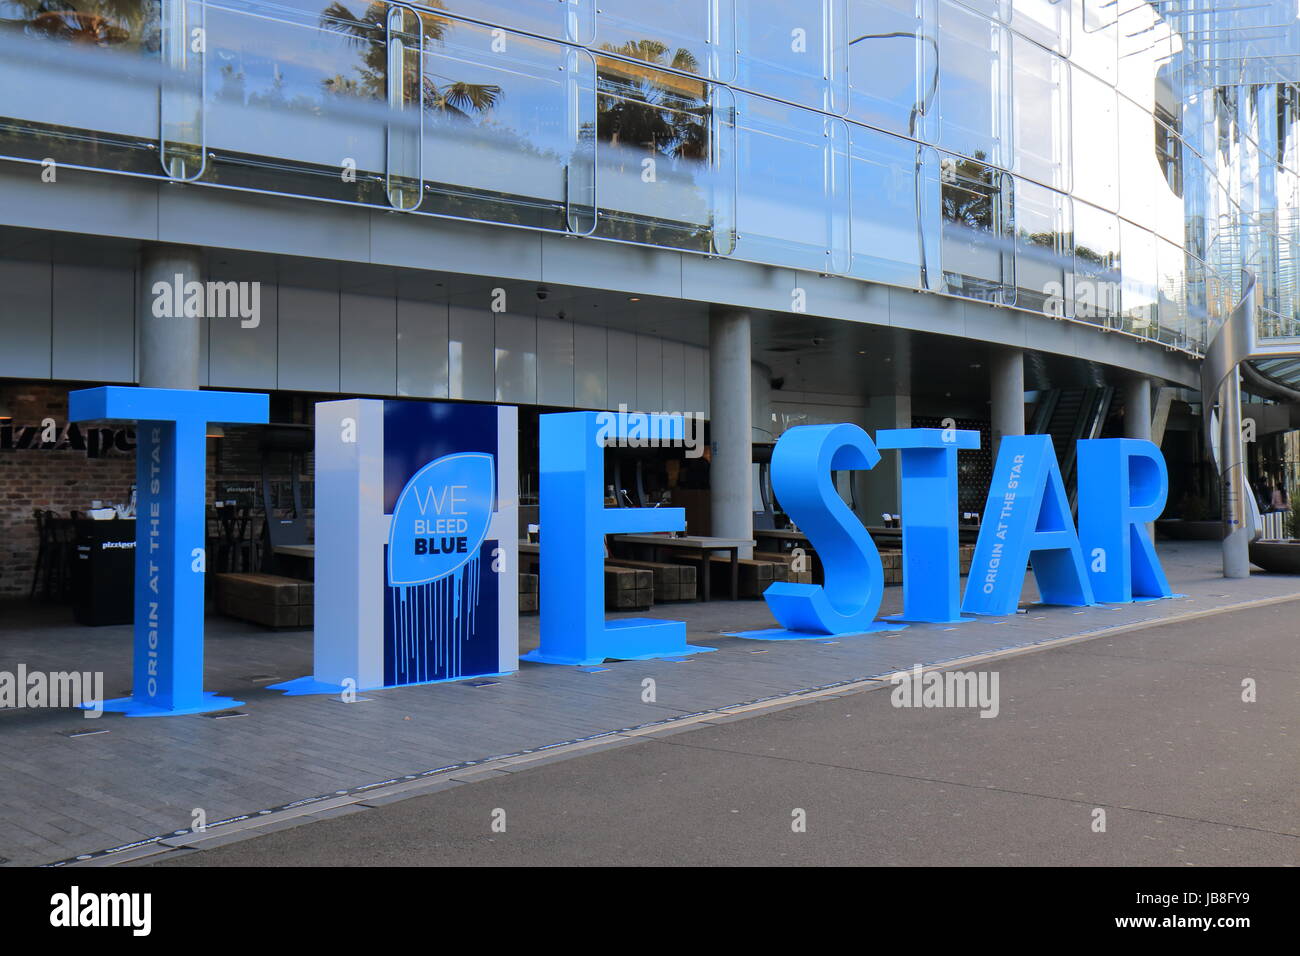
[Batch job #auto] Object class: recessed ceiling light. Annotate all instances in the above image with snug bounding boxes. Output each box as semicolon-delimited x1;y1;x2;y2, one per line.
628;297;640;302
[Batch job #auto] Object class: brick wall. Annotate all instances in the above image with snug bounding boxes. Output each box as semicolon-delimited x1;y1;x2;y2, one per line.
0;385;137;600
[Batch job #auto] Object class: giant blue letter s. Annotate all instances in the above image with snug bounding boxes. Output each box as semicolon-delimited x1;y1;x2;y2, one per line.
1077;438;1172;602
762;423;900;635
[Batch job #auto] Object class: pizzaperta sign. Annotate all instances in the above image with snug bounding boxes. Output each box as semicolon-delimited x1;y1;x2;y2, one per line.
0;420;134;458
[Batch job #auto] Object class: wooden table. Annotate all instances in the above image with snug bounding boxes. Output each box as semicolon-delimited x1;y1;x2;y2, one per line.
273;544;316;559
272;543;315;580
611;534;753;601
754;528;809;552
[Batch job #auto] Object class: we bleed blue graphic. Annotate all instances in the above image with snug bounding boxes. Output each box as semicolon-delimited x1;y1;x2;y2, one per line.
382;403;500;686
388;453;494;586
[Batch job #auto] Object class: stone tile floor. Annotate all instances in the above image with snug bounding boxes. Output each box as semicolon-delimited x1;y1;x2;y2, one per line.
0;540;1294;866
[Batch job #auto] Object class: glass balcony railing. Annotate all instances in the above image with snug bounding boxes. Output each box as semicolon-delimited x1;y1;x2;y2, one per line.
2;0;1297;359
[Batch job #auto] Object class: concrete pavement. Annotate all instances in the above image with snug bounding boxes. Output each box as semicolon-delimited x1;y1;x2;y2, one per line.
152;599;1299;866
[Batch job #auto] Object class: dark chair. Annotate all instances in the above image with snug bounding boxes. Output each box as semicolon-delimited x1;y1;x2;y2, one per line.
48;516;79;602
30;509;52;600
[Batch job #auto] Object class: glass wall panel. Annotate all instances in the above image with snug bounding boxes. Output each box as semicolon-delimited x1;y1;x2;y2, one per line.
849;126;936;289
201;0;391;204
1206;264;1232;326
1116;0;1171;111
1011;32;1068;190
734;0;847;113
1120;219;1158;336
937;0;1007;168
417;17;596;230
443;0;595;44
593;57;733;252
1156;236;1187;347
934;149;1014;303
1183;254;1207;351
1072;199;1119;323
1070;66;1117;211
1072;0;1116;86
847;0;927;139
596;0;723;81
1011;0;1068;56
1118;94;1159;231
0;0;163;176
733;92;849;274
1014;176;1071;315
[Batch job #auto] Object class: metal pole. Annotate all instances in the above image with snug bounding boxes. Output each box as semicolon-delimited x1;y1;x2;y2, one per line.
1201;269;1259;579
1219;367;1251;578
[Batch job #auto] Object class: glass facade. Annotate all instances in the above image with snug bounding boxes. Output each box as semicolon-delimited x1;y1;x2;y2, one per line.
2;0;1298;355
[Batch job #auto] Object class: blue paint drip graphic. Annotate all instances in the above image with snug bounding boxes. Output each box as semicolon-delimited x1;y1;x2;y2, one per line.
389;552;482;684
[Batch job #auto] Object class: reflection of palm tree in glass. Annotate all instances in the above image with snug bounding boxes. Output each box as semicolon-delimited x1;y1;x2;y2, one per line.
8;0;156;49
941;154;994;230
597;40;707;161
319;1;500;116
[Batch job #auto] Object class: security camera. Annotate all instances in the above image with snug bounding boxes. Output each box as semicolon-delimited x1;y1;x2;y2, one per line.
771;377;785;390
536;285;549;301
811;336;825;347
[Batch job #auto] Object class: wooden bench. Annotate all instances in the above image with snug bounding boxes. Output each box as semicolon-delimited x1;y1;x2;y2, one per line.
519;549;655;610
519;572;538;613
753;551;814;585
606;566;653;610
701;555;788;599
215;572;313;628
606;559;697;602
880;548;902;586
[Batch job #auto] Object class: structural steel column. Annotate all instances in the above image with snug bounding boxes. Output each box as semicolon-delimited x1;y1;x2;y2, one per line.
1219;368;1251;578
709;308;753;558
989;347;1025;460
1124;378;1153;441
139;244;203;390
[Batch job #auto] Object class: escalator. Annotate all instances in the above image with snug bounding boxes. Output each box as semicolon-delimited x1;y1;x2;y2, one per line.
1029;387;1115;511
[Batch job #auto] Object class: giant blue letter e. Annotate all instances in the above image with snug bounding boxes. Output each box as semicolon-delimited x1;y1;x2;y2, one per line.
523;411;714;665
70;387;269;716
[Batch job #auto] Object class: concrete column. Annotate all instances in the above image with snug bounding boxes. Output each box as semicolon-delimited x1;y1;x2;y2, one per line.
709;309;753;558
989;347;1025;459
1124;378;1152;441
862;393;911;522
139;244;202;389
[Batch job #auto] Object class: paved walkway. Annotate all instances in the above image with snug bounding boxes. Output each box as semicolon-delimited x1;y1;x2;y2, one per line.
154;600;1300;867
0;540;1294;866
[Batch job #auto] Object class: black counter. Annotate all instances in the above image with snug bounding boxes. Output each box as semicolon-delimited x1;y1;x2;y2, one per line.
72;519;135;626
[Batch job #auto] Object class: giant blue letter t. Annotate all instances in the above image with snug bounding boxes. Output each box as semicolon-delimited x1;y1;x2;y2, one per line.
70;387;269;716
